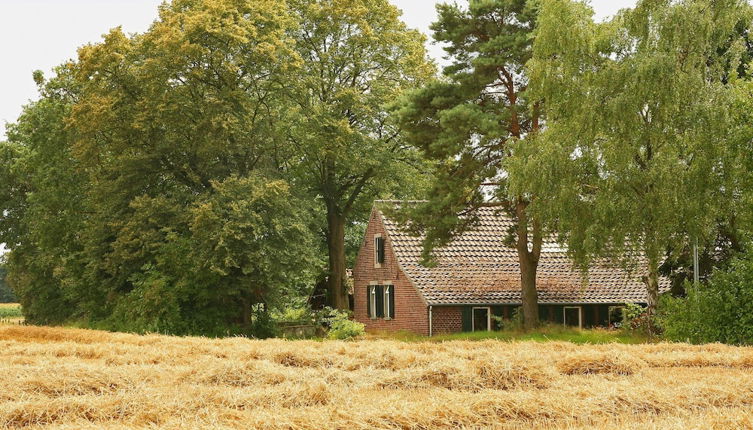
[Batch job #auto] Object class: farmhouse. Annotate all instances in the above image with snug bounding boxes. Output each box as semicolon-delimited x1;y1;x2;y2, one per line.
353;201;670;336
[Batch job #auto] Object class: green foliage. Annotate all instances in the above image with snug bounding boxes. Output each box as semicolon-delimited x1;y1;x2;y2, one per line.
619;303;656;336
322;307;365;340
660;252;753;345
107;264;186;335
285;0;434;308
0;305;23;319
376;325;649;344
190;175;315;309
492;308;524;331
0;264;16;303
249;306;279;339
508;0;753;317
623;303;644;326
0;0;433;334
272;301;317;325
0;0;317;336
395;0;540;259
395;0;545;329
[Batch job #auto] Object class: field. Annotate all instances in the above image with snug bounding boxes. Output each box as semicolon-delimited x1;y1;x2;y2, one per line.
1;326;753;429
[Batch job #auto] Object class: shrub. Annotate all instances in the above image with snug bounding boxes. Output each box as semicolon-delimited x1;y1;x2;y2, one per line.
250;307;279;339
321;307;364;340
621;303;656;335
660;252;753;345
493;307;524;331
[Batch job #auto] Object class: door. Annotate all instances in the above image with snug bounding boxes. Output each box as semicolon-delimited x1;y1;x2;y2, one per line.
472;307;490;331
563;306;582;328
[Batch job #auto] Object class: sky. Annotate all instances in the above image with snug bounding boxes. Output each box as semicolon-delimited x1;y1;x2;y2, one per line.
0;0;637;257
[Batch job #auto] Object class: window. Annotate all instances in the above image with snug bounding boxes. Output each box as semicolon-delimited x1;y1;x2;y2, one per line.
563;306;583;328
374;235;385;267
368;286;376;319
375;285;384;317
472;307;491;331
366;284;394;320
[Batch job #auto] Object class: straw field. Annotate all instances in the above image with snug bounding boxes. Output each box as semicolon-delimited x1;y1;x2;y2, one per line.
1;326;752;429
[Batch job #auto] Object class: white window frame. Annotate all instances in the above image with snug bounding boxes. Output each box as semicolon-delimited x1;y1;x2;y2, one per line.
369;284;377;320
563;306;583;329
472;307;491;332
383;283;392;320
374;234;382;268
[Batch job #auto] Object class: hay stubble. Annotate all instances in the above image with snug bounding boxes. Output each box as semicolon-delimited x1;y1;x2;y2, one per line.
1;326;752;429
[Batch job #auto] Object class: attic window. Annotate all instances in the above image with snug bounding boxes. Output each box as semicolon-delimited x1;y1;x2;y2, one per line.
374;235;385;267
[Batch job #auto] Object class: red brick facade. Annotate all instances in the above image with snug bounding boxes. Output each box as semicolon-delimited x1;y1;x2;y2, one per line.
353;209;429;336
431;306;462;334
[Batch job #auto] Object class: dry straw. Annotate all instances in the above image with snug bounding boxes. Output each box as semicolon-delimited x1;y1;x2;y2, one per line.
1;326;752;429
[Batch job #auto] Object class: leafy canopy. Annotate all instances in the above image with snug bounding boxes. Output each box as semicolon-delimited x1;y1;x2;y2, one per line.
508;0;751;287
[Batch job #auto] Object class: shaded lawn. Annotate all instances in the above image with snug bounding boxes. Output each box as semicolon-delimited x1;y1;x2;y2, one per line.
367;325;650;344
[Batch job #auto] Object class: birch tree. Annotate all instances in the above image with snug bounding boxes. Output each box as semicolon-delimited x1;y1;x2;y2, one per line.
508;0;751;322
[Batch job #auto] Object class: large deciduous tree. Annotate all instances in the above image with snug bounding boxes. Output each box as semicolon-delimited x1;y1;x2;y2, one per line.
284;0;434;310
396;0;544;329
0;0;318;335
508;0;751;322
0;68;85;323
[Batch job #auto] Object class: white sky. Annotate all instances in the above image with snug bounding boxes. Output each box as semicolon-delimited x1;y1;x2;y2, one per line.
0;0;636;256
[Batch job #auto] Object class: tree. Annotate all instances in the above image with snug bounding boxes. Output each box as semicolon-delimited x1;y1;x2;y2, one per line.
283;0;434;310
0;67;85;323
190;175;314;330
395;0;544;329
661;248;753;345
508;0;750;323
0;0;319;335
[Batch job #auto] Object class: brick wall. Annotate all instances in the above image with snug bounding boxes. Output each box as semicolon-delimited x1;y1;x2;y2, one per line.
353;209;428;336
431;306;462;334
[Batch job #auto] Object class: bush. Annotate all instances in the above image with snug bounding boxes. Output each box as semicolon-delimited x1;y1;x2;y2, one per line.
321;307;364;340
660;252;753;345
493;307;524;331
621;303;656;335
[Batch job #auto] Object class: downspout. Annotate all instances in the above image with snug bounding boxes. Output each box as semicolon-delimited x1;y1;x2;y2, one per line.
428;305;433;337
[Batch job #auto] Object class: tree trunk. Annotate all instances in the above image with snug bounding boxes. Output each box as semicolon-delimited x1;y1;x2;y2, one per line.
519;252;539;330
326;204;350;310
514;200;542;330
645;256;660;332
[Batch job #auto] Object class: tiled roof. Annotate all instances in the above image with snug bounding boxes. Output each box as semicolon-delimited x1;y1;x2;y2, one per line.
378;203;670;306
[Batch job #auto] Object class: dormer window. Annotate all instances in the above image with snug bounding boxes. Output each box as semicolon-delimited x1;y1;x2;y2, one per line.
374;235;385;267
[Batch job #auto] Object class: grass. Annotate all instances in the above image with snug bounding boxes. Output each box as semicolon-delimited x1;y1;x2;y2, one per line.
368;324;650;344
0;325;752;429
0;303;23;324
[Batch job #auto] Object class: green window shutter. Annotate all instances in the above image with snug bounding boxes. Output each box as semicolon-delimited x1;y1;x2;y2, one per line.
461;307;472;332
366;286;372;318
375;285;384;318
376;237;385;263
388;285;395;319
